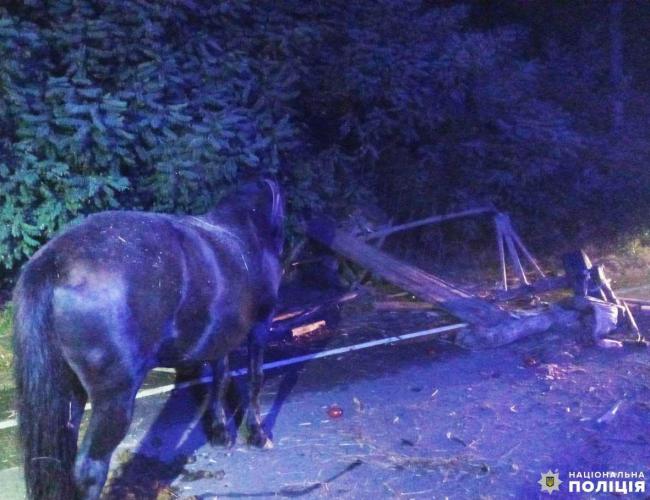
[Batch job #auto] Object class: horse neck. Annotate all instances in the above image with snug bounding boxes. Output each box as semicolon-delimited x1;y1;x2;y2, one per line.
202;206;282;255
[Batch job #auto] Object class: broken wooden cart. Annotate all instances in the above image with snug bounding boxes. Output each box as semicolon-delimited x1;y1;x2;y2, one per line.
301;210;643;349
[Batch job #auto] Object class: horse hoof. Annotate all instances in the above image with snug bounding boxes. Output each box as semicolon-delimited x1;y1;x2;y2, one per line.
248;430;273;449
262;438;274;450
209;424;234;448
209;433;234;448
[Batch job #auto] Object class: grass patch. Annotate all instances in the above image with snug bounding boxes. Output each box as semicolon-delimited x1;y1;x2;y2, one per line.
0;305;13;390
0;427;20;469
0;304;11;336
0;385;19;470
0;305;18;470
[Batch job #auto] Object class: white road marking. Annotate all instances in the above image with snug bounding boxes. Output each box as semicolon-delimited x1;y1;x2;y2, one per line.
0;322;466;431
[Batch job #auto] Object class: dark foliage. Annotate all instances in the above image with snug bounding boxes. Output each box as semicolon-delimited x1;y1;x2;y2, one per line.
1;0;649;271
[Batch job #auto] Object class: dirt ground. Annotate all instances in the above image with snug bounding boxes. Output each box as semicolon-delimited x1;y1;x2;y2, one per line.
1;285;649;499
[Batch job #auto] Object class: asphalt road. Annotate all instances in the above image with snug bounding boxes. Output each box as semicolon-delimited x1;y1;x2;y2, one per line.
3;292;649;499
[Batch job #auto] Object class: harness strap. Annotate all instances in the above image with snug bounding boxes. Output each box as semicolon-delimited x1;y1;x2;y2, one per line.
187;216;244;243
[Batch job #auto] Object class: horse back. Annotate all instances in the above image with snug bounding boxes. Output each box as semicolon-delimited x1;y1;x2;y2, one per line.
35;210;278;386
163;215;270;362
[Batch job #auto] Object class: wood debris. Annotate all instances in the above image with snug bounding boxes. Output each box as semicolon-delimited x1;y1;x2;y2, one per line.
304;214;645;349
292;320;327;338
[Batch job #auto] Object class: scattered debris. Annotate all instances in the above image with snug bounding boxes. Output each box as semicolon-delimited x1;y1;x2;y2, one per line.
445;432;468;447
522;355;539;367
93;288;648;499
273;309;305;322
304;216;589;349
272;291;361;336
596;400;624;425
304;213;646;350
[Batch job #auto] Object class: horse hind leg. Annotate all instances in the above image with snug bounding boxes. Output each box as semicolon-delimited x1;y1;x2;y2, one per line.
207;356;234;447
74;387;137;500
246;321;272;449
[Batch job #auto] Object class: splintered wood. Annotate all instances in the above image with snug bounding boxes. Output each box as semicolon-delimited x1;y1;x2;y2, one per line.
304;217;581;348
306;217;510;327
304;216;645;349
292;320;327;338
274;310;305;322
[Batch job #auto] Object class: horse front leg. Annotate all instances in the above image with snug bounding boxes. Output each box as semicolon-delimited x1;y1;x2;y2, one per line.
74;388;137;500
207;356;234;447
246;321;272;448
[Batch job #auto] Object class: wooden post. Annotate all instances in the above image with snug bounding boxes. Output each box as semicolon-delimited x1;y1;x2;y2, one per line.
496;214;529;286
510;227;546;278
505;234;529;285
495;218;508;291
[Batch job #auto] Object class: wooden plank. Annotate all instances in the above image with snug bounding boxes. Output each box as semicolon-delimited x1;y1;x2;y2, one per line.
361;207;493;241
292;320;327;337
496;214;529;286
618;297;650;306
306;217;510;326
456;306;580;349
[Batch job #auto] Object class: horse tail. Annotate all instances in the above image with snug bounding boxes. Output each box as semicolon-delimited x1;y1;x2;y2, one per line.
13;252;82;500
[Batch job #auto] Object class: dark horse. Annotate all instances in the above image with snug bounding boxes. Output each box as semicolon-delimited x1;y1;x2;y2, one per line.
13;179;284;499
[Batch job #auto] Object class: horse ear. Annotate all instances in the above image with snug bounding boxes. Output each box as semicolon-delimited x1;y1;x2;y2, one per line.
258;176;275;186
